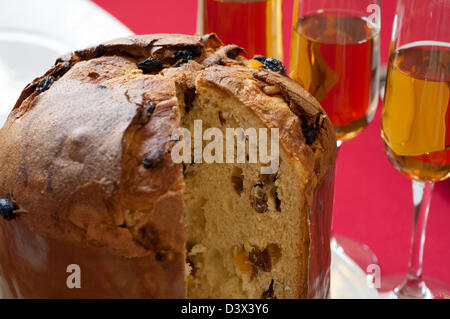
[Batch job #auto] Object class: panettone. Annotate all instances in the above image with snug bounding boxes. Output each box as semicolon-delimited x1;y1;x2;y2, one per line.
0;34;336;299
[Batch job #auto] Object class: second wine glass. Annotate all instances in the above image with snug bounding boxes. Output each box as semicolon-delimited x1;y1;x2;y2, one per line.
290;0;381;269
380;0;450;299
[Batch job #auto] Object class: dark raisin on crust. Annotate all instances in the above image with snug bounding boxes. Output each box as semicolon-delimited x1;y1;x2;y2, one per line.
54;62;71;77
173;50;193;64
252;56;287;75
142;149;165;169
262;280;276;299
189;46;203;58
226;47;243;59
249;247;271;272
146;100;156;114
36;76;55;93
54;57;66;65
155;251;167;262
263;58;287;75
173;46;202;64
250;183;268;213
137;223;160;249
93;44;106;57
184;88;196;113
252;55;267;63
0;199;18;221
137;57;163;74
301;117;318;146
138;223;159;246
61;62;71;74
139;101;156;124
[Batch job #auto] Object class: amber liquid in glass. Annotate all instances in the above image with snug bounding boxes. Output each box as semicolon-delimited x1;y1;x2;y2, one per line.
203;0;282;59
382;42;450;182
290;13;380;141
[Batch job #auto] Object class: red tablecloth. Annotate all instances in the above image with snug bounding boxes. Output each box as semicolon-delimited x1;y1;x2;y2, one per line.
93;0;450;285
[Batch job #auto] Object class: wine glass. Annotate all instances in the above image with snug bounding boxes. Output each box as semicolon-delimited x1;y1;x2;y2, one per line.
197;0;283;60
290;0;381;269
380;0;450;299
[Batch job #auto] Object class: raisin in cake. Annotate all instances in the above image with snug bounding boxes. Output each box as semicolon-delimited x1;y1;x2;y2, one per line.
0;34;336;299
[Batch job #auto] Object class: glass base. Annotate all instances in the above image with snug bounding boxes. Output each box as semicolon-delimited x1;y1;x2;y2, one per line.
331;235;379;271
379;274;450;299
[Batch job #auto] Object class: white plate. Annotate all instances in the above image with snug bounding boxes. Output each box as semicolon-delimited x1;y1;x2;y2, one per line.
331;247;380;299
0;0;133;126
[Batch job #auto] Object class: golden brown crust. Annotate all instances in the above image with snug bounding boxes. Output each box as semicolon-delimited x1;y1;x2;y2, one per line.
196;65;336;183
249;70;336;183
0;33;336;298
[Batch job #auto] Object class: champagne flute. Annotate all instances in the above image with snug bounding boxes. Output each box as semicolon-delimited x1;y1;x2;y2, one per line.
197;0;283;60
381;0;450;299
290;0;381;269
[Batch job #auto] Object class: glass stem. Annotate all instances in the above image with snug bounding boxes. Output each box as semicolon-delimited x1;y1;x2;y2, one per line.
330;140;341;248
396;180;434;298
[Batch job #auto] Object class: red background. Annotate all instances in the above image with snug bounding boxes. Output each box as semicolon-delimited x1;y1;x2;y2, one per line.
92;0;450;285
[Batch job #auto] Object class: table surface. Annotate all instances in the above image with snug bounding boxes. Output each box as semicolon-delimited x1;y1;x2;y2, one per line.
93;0;450;285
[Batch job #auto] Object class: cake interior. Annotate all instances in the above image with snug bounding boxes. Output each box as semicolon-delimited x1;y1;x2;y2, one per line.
179;85;310;298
